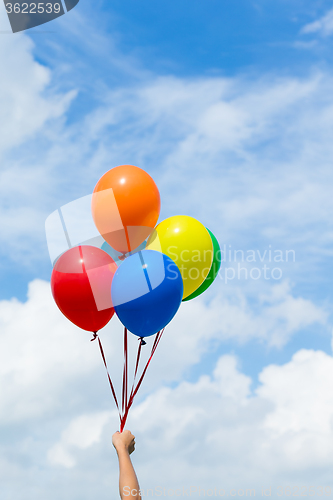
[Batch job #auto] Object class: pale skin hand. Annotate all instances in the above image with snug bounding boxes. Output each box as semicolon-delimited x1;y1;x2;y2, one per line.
112;430;140;500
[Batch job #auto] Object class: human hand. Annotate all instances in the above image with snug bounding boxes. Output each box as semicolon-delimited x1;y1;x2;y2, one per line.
112;430;136;455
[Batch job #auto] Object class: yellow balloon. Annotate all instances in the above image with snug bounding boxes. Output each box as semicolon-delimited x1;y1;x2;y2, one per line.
146;215;213;299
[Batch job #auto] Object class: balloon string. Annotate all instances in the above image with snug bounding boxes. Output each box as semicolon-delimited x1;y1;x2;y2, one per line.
124;226;131;253
92;328;165;433
91;332;120;418
120;328;165;432
128;338;143;403
121;328;128;416
120;330;163;431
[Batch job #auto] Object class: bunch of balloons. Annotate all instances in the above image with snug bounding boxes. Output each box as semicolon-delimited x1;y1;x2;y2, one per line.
50;165;220;430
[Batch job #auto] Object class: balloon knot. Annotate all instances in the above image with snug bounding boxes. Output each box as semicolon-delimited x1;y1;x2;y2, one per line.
118;253;127;261
140;337;147;346
91;332;98;342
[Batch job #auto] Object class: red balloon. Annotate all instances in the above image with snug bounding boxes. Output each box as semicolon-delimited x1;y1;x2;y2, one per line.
51;246;117;332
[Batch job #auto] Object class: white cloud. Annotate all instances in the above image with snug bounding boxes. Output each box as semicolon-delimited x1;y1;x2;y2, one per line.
1;0;333;304
258;349;333;435
0;278;325;425
2;44;333;291
0;7;77;266
0;2;333;498
45;70;333;275
0;280;119;421
155;280;327;381
128;349;333;494
48;411;112;467
301;9;333;36
42;347;333;495
0;278;330;498
0;24;75;155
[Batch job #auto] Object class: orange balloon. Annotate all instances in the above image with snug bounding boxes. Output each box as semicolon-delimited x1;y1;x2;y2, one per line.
92;165;160;254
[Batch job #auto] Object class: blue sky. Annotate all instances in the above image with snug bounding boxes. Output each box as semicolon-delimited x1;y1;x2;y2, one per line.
2;1;333;499
91;0;327;75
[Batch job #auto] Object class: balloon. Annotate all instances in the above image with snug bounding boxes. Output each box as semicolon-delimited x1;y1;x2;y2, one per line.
111;250;183;337
51;245;117;332
146;216;213;299
91;165;160;254
183;228;221;301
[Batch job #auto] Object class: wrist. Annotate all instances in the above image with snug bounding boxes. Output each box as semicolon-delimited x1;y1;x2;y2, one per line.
115;444;129;456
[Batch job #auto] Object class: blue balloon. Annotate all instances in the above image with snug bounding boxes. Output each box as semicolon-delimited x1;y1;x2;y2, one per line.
111;250;183;337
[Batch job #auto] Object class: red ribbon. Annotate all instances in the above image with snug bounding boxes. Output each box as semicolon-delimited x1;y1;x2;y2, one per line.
122;328;128;415
92;327;165;432
91;331;120;418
